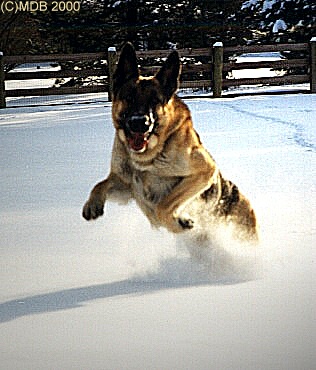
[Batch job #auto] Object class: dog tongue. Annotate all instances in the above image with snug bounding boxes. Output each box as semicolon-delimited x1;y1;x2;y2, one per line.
128;132;147;152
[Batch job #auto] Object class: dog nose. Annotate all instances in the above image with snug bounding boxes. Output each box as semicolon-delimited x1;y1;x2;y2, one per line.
127;115;149;133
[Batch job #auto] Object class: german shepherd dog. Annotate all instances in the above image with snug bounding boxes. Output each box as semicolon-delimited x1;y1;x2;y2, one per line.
83;43;258;242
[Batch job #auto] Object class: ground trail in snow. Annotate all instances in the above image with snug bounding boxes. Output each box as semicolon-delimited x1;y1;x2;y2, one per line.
224;101;316;152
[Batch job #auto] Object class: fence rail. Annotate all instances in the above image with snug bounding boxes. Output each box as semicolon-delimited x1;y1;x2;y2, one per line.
0;40;315;108
3;52;107;64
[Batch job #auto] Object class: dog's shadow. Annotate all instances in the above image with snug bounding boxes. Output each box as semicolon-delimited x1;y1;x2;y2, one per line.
0;252;257;323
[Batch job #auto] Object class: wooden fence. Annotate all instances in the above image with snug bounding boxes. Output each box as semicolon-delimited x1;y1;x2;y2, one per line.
1;39;315;108
0;52;108;108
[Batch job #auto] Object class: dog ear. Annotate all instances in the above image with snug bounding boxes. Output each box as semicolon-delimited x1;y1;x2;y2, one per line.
113;42;139;94
155;51;180;101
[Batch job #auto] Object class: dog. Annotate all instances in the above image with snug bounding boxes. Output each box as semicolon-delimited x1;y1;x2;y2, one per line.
83;42;258;242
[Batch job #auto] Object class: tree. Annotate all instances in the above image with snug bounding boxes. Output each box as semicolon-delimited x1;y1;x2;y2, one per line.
239;0;315;43
30;0;248;52
2;0;314;56
0;10;41;56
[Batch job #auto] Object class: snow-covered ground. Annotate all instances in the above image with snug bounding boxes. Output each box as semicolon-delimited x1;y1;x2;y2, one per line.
6;63;61;90
0;91;315;370
228;52;287;79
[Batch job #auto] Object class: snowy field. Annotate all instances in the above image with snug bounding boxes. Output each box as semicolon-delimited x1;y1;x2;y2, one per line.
0;91;315;370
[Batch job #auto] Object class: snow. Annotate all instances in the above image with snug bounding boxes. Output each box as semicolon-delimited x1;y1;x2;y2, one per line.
241;0;259;10
6;63;61;90
8;62;60;74
272;19;287;33
0;90;315;369
228;52;287;79
112;1;122;8
262;0;277;12
242;0;279;13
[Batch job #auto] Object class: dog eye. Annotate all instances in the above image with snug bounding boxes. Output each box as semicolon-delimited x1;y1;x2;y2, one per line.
118;88;136;103
125;95;135;104
118;111;128;124
150;94;163;107
121;112;128;120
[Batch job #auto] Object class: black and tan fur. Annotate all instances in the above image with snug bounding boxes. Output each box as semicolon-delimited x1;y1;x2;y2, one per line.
83;43;258;241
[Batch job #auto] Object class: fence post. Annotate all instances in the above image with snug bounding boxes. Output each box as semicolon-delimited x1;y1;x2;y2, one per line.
212;42;223;98
0;52;6;108
310;37;316;93
108;47;117;101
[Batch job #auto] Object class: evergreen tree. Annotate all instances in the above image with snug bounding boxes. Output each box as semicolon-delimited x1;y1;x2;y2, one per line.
2;0;314;55
31;0;248;52
240;0;315;43
0;11;41;56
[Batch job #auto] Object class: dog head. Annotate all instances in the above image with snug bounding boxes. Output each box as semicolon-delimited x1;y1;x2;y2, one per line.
112;42;181;156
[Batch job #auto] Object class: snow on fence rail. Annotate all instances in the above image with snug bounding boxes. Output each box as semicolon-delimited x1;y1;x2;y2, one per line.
0;40;315;108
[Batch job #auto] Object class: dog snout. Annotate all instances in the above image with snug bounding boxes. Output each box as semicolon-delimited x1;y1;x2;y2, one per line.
127;115;150;133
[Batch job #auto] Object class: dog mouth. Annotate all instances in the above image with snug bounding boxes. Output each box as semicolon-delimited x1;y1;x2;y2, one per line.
127;130;151;152
125;114;156;153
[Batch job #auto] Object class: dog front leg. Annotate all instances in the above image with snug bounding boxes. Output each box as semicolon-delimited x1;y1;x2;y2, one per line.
82;173;132;221
156;173;211;233
156;147;216;233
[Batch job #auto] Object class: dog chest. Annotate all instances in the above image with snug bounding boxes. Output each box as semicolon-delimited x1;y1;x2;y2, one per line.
132;171;181;206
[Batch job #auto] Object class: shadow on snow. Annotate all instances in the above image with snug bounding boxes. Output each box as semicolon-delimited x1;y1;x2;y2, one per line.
0;255;255;323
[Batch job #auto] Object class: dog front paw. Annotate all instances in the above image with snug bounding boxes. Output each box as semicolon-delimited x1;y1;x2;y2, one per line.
178;217;194;230
82;198;104;220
